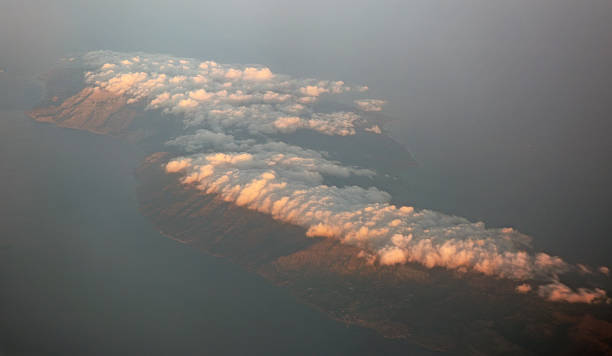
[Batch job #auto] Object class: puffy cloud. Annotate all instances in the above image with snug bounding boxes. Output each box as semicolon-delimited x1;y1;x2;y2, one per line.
224;68;242;79
149;92;171;108
271;112;362;136
243;67;274;81
534;253;568;274
307;112;361;136
165;158;192;173
355;99;386;112
188;89;214;101
101;72;148;95
274;116;302;133
538;281;609;304
300;85;329;97
365;125;382;134
169;75;187;84
178;98;199;109
599;266;610;276
515;283;532;293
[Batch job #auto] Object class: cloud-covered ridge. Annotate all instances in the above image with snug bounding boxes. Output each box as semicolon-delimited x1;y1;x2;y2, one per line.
79;51;609;304
82;51;378;137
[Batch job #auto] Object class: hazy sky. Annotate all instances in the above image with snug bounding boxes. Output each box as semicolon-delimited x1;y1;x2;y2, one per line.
2;0;612;264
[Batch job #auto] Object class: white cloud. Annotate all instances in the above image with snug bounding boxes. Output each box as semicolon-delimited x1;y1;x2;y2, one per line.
101;72;148;95
273;116;302;133
300;85;329;97
365;125;382;134
188;89;213;101
224;68;242;79
515;283;532;293
178;98;199;109
538;281;609;304
165;158;192;173
243;67;274;81
355;99;386;112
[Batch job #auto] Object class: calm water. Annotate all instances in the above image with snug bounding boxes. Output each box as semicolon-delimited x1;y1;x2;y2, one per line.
0;110;432;355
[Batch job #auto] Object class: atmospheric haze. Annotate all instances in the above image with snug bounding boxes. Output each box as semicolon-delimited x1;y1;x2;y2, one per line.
2;1;612;355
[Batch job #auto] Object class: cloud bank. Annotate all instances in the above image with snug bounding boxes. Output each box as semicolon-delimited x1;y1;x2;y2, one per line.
79;51;609;303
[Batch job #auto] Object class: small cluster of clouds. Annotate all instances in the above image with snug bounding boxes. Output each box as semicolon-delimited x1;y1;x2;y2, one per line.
516;279;610;304
538;281;609;304
79;51;609;304
355;99;386;112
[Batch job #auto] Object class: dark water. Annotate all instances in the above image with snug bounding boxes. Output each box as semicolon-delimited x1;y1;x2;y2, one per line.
0;110;432;356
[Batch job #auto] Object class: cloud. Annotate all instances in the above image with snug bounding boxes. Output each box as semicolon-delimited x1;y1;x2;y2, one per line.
101;72;148;95
365;125;382;134
538;281;609;304
355;99;386;112
165;158;192;173
178;98;199;109
188;89;214;101
300;85;329;97
82;50;371;137
516;283;532;293
164;132;568;281
273;116;302;133
243;67;274;81
77;51;609;303
599;266;610;276
269;112;362;136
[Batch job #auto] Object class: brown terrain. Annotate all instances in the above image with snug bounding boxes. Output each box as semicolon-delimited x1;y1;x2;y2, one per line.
26;70;612;355
28;86;138;135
